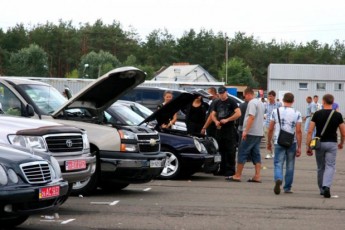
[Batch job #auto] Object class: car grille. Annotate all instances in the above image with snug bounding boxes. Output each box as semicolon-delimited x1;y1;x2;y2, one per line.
20;161;52;184
45;134;83;153
137;134;160;153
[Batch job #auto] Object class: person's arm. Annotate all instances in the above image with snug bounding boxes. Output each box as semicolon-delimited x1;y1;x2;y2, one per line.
267;120;275;152
295;122;302;157
219;107;241;125
211;111;221;128
338;123;345;149
306;121;315;155
201;114;213;134
242;114;254;140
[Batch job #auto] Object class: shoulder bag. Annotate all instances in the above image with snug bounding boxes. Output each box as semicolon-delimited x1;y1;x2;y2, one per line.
277;108;295;148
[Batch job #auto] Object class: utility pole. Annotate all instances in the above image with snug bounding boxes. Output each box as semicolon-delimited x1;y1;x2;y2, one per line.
225;34;228;85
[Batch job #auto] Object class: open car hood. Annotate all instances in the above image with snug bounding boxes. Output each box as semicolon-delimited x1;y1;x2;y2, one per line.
52;66;146;117
139;92;197;126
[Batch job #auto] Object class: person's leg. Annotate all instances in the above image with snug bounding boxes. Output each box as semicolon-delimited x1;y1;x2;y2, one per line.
273;144;285;194
250;136;262;181
264;126;273;159
304;117;310;134
232;136;255;180
224;128;237;176
322;143;337;188
283;143;297;192
315;146;326;194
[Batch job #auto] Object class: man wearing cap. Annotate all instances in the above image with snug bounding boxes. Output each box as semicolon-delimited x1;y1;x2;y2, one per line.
210;86;241;176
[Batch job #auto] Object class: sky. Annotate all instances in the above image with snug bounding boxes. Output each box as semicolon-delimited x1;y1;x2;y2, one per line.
1;0;345;45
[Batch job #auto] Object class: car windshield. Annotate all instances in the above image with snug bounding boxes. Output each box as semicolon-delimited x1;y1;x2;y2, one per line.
17;84;67;114
130;103;153;118
110;105;145;125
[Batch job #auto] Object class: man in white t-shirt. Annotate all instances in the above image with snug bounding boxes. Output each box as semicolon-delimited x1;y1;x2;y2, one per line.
267;92;302;195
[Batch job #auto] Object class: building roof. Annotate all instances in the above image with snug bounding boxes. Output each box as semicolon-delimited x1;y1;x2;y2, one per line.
268;64;345;81
152;64;218;82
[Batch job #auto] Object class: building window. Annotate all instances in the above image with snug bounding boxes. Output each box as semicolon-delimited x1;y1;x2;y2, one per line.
316;83;326;90
299;83;308;89
334;83;343;91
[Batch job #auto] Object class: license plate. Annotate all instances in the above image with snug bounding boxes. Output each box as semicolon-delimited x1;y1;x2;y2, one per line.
39;186;60;199
214;155;221;163
150;160;162;168
65;160;87;171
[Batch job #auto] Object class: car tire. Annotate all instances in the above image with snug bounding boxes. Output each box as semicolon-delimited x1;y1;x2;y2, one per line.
159;149;182;179
0;215;29;228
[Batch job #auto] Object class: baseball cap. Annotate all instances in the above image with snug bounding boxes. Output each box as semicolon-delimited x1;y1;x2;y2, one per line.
218;86;227;94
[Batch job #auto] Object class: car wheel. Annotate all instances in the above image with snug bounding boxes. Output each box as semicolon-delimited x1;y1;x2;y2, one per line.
159;150;182;179
0;215;29;228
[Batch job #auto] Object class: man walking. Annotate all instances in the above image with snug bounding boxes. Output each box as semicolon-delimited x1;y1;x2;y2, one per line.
227;87;264;182
267;93;302;195
304;96;313;134
264;90;281;159
306;94;345;198
211;86;241;176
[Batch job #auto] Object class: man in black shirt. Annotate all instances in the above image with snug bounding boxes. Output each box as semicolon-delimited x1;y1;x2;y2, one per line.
210;86;241;176
306;94;345;198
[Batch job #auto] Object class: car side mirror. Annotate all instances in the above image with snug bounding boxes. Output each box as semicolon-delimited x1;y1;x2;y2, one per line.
26;104;35;117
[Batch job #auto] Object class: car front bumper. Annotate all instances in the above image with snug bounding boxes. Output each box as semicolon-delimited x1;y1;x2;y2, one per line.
56;153;96;184
0;180;69;217
180;152;221;173
99;151;167;184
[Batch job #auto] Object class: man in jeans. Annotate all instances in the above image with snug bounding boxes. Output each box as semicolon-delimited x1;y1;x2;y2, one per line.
306;94;345;198
267;93;302;194
227;87;264;182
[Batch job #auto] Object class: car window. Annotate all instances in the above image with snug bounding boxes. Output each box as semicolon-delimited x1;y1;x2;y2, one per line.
0;83;22;116
110;106;145;125
17;84;67;114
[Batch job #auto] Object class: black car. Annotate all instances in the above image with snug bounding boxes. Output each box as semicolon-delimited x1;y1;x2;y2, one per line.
0;144;69;228
106;93;221;179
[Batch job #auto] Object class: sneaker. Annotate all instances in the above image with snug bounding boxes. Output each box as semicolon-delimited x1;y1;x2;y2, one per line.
274;180;282;195
284;190;293;194
265;154;273;159
323;186;331;198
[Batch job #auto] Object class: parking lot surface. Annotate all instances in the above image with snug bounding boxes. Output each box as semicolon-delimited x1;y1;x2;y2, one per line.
19;144;345;230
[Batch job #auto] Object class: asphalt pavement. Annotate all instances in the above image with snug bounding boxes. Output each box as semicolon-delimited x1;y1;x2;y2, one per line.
19;138;345;230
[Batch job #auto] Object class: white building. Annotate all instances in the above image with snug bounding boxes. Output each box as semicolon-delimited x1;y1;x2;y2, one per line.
152;63;218;82
268;64;345;116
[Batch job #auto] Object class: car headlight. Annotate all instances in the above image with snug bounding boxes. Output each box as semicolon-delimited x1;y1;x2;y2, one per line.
82;131;90;150
7;168;18;184
50;156;62;179
193;138;207;153
118;130;138;152
0;165;8;185
211;137;219;151
8;135;47;152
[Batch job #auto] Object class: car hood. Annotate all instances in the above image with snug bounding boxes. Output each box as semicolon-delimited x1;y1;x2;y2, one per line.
139;92;197;126
0;144;48;165
52;66;146;117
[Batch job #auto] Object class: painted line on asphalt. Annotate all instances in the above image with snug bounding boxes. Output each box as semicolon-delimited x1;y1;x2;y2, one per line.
61;219;75;224
110;200;120;206
143;187;151;192
90;200;120;206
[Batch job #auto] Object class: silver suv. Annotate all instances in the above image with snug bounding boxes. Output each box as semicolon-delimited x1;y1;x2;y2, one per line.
0;115;95;192
0;67;166;195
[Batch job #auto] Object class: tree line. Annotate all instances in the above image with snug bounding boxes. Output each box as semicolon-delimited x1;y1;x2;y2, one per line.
1;19;345;89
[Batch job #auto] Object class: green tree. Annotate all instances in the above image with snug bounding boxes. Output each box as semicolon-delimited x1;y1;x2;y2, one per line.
219;57;257;88
80;50;120;78
8;44;48;76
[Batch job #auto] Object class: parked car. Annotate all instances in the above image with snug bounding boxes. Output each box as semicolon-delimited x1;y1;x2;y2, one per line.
0;114;95;198
106;93;221;179
0;144;69;228
0;67;166;195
